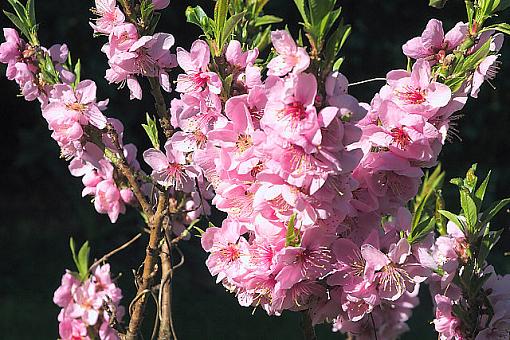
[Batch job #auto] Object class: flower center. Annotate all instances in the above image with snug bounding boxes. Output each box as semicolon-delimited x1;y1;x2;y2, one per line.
236;134;253;153
220;243;241;263
66;102;87;112
396;86;427;104
284;101;307;120
390;126;412;150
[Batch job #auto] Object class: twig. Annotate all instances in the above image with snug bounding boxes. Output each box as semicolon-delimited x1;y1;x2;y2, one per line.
157;237;174;340
301;310;317;340
348;77;387;87
370;313;379;340
125;191;168;340
148;77;174;139
105;124;153;216
89;233;143;272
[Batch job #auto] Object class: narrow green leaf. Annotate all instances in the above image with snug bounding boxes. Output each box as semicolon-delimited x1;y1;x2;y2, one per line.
412;188;435;229
480;198;510;226
293;0;309;25
460;191;478;232
142;113;160;149
254;15;283;27
69;237;79;269
214;0;229;41
332;57;344;71
27;0;36;26
439;210;466;233
77;241;90;280
73;59;81;88
408;217;436;244
429;0;448;8
484;23;510;35
221;11;245;47
3;11;29;38
477;228;503;266
475;170;491;203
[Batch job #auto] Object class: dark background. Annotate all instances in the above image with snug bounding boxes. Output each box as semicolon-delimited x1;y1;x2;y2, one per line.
0;1;509;339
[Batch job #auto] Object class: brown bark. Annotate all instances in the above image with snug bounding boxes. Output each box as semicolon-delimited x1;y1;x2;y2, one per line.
158;239;173;340
124;192;167;340
301;311;317;340
148;77;173;139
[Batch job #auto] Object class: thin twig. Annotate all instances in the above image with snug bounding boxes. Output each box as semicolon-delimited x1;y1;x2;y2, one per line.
370;313;379;340
89;233;143;272
348;77;387;87
300;311;317;340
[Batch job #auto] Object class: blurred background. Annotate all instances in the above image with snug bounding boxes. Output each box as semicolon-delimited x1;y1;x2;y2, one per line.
0;0;509;339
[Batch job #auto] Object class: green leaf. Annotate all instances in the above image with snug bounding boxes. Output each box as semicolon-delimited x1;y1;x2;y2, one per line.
477;228;503;267
69;237;79;270
214;0;230;41
439;210;466;233
185;6;214;38
142;113;160;149
475;170;491;204
480;198;510;226
254;15;283;27
464;164;478;193
293;0;309;25
460;190;478;232
26;0;36;26
408;217;436;244
332;57;344;71
308;0;336;27
285;213;301;247
77;241;90;280
220;11;245;47
412;188;435;230
73;59;81;88
484;23;510;35
429;0;448;8
3;10;30;39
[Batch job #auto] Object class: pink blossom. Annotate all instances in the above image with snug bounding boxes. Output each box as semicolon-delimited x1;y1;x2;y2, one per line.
94;179;126;223
380;59;452;118
470;33;504;98
90;0;125;35
433;294;463;339
226;40;258;68
202;218;249;283
176;40;222;94
275;227;334;289
0;28;23;64
143;141;198;191
267;30;310;76
403;19;468;61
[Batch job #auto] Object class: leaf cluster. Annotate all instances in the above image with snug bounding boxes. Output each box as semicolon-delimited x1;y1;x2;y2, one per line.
69;238;91;282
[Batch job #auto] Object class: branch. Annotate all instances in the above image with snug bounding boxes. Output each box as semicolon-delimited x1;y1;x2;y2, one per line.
89;233;143;273
105;124;154;216
301;311;317;340
125;191;168;340
157;237;174;340
148;77;174;139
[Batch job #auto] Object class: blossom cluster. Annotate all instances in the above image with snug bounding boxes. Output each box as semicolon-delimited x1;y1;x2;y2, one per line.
91;0;176;99
174;19;508;339
53;264;124;340
0;27;140;222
